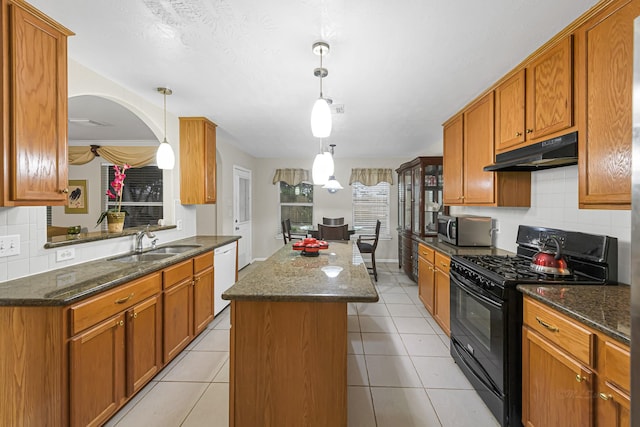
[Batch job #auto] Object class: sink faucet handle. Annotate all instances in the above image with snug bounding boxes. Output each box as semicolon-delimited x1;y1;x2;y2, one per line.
151;238;158;249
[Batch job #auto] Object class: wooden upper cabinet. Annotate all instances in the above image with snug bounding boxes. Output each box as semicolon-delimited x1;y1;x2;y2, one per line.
179;117;217;204
443;94;531;207
463;92;496;204
442;114;464;204
525;36;574;141
1;0;73;206
576;0;638;209
494;37;573;155
495;69;526;152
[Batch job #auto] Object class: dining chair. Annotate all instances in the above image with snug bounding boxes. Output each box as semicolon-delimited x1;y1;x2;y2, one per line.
283;218;306;243
318;223;349;241
357;220;381;281
322;217;345;225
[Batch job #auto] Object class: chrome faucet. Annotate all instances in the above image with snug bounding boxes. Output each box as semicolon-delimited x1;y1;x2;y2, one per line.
135;225;156;253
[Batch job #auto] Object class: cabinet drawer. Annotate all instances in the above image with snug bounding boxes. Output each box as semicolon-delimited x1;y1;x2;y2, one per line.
523;298;594;366
193;250;213;273
417;244;435;263
603;341;630;394
70;272;161;335
163;259;193;290
434;252;450;272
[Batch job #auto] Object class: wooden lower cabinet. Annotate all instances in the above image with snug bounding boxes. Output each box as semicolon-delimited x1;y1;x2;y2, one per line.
163;274;194;362
70;313;126;427
597;382;630;427
127;295;162;395
522;327;594;427
229;300;347;427
522;296;630;427
433;252;450;336
1;250;221;426
193;252;215;335
417;244;450;336
417;246;435;313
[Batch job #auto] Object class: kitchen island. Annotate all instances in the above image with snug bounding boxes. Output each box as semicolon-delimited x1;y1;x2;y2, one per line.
222;241;378;427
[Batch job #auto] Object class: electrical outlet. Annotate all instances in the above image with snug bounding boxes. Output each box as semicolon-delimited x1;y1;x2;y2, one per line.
56;247;75;262
0;234;20;256
177;220;183;230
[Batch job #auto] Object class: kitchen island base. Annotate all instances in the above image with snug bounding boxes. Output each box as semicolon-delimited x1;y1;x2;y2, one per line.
229;300;347;427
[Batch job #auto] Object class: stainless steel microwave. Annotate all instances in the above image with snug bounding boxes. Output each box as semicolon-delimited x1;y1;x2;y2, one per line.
437;215;492;247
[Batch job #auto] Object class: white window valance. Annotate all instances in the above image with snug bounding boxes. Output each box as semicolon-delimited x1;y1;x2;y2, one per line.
272;168;311;186
349;168;394;186
69;145;157;168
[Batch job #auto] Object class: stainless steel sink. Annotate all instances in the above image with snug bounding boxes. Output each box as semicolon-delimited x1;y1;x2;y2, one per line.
108;252;175;263
147;244;202;254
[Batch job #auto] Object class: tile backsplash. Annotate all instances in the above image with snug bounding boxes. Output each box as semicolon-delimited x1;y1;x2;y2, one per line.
454;165;631;284
0;203;197;283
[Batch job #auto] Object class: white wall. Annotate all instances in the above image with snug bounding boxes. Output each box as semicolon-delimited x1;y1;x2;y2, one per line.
0;59;197;282
196;131;257;236
455;165;631;284
252;156;411;262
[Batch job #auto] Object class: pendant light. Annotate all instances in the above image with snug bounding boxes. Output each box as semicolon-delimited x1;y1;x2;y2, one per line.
310;41;332;138
312;141;334;185
322;144;343;193
156;87;175;170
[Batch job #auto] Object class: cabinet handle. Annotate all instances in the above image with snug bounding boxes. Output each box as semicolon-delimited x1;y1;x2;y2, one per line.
60;188;69;194
535;316;559;332
440;262;448;268
515;131;522;137
526;128;533;134
118;320;124;327
114;293;134;304
130;312;138;319
599;393;612;401
575;374;586;383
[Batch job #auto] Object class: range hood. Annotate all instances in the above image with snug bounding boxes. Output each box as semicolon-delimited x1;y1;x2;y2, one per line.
483;131;578;172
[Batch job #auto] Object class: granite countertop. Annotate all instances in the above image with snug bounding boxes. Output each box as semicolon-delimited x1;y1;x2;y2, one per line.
517;284;630;346
0;236;239;307
222;241;379;303
417;237;514;257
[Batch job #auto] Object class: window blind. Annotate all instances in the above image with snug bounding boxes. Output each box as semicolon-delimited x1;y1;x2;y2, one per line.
352;181;390;238
101;164;163;230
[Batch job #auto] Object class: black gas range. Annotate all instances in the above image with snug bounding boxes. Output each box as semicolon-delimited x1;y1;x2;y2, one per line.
449;225;618;427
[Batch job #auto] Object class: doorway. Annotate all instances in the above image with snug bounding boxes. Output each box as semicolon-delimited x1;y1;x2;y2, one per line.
233;165;252;269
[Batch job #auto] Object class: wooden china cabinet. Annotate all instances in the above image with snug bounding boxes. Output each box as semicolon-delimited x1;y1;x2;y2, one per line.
396;157;443;281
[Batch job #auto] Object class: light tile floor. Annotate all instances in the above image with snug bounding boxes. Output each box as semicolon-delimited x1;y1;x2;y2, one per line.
105;262;499;426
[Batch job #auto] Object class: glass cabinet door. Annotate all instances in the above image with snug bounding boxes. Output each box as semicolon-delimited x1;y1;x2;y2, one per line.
412;167;421;234
403;171;411;231
424;164;443;235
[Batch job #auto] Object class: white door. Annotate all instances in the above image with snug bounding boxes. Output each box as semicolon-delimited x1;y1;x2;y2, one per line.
233;166;252;269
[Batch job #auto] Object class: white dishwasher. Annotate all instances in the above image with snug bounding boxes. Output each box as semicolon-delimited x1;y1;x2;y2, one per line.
214;242;237;315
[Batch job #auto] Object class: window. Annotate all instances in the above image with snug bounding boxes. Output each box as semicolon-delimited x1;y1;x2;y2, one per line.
102;165;163;229
352;181;390;238
279;181;313;234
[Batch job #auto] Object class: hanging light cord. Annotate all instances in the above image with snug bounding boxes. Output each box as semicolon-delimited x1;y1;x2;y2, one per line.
163;92;167;142
319;47;324;99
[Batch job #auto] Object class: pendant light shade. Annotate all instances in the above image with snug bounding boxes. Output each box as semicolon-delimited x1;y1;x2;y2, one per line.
156;87;175;170
311;98;332;138
156;138;175;169
323;175;343;193
312;151;334;185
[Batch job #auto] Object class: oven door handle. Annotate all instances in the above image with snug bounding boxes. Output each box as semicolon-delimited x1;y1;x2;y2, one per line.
450;271;502;309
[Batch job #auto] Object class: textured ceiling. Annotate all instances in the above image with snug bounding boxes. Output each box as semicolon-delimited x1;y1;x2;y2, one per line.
31;0;599;158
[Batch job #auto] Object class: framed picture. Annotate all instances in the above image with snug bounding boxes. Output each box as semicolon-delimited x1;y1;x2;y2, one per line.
65;180;88;214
